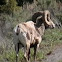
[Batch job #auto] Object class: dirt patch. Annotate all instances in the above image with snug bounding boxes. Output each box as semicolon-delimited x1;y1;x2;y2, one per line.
42;45;62;62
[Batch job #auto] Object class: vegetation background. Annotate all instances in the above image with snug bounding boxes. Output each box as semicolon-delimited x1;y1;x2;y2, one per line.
0;0;62;62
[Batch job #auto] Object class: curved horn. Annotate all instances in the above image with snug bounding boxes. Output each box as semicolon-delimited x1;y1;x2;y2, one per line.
44;10;51;25
44;10;55;28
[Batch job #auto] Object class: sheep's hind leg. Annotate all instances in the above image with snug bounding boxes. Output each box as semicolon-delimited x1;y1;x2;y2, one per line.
15;43;19;62
28;48;30;61
24;44;30;62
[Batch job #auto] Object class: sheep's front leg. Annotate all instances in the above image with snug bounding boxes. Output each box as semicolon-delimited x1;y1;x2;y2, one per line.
34;44;39;62
15;43;19;62
34;45;37;61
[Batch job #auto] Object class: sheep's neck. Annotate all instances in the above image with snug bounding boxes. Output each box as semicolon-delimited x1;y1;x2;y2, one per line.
35;24;45;36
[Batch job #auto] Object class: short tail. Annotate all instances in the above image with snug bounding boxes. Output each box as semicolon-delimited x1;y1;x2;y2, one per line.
14;25;20;35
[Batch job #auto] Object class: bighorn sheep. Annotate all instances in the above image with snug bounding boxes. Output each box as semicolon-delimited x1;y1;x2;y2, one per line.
13;10;55;62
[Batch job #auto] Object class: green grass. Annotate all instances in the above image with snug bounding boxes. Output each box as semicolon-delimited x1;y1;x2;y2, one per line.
59;60;62;62
0;28;62;62
39;28;62;61
0;50;16;62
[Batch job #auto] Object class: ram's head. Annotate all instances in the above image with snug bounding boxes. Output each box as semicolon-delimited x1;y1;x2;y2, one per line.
32;10;55;28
